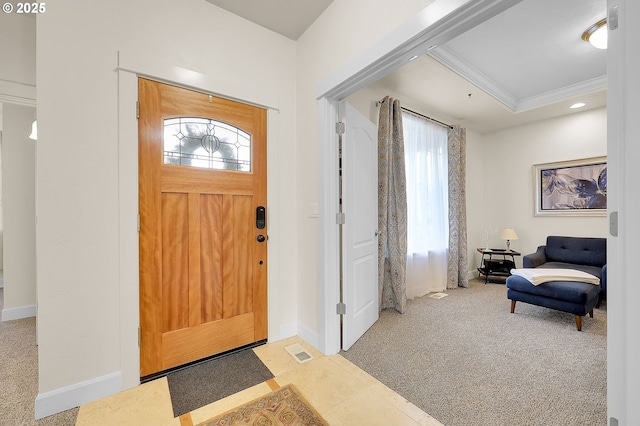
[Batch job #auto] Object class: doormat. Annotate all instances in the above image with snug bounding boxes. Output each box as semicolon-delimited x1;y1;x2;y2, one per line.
167;349;274;417
197;384;328;426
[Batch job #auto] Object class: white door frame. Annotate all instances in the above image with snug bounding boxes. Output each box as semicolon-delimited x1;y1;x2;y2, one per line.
316;0;524;355
606;0;638;423
317;0;635;422
116;50;282;390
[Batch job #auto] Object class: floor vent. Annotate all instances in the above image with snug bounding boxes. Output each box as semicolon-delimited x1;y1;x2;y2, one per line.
430;292;449;299
284;343;314;364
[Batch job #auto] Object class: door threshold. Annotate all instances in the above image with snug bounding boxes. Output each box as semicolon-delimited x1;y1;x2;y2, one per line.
140;339;268;383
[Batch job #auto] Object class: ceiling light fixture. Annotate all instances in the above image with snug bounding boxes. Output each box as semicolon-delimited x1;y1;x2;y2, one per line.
582;18;607;49
570;102;586;109
409;55;419;61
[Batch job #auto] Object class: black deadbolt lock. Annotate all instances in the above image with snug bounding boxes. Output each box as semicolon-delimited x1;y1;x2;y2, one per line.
256;206;266;229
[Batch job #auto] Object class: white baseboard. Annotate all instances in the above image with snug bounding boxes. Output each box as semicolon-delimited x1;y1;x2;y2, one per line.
278;322;298;341
1;304;36;321
35;371;122;420
297;322;319;351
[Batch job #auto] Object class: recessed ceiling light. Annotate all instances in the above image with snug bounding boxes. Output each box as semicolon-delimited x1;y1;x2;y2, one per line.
582;18;607;49
409;55;419;61
570;102;586;109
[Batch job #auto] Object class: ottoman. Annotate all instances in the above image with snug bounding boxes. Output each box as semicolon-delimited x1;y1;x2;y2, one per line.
506;274;601;331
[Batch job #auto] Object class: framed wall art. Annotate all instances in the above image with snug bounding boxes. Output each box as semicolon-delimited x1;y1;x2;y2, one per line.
533;156;607;216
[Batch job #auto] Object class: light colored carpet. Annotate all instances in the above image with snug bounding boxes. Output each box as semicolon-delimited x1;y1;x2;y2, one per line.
0;288;79;425
341;278;607;426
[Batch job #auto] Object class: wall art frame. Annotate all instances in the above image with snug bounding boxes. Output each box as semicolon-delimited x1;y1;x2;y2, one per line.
533;156;607;216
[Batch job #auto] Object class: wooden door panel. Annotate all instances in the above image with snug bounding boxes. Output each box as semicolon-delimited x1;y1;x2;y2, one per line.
200;194;224;323
161;192;190;333
223;195;253;318
161;167;253;195
139;78;267;377
162;312;255;370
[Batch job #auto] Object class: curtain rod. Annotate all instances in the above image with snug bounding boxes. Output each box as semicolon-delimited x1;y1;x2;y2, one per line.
376;99;453;130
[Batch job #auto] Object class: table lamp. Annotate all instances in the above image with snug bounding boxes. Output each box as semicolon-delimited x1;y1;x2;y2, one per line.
499;228;518;251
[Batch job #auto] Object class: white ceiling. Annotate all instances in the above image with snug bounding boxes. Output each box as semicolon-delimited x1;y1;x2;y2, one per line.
204;0;333;40
204;0;608;134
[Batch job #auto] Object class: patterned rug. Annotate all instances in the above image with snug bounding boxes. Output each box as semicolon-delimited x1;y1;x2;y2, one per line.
198;384;328;426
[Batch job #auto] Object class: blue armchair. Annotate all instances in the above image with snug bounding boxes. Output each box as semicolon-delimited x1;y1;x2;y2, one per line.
506;236;607;331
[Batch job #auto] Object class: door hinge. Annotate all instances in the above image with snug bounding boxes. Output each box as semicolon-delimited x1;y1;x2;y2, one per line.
336;212;345;224
336;122;345;135
138;327;141;346
136;101;140;119
336;302;346;315
137;214;141;232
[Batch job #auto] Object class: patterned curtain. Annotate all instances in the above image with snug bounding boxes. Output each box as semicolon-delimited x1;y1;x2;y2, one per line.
377;96;407;313
447;126;469;289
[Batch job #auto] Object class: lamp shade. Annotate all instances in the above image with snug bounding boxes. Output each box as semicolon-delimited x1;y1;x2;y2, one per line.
499;228;518;241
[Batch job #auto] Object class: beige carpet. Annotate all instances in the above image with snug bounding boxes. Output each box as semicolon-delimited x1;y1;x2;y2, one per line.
341;278;607;426
0;288;79;425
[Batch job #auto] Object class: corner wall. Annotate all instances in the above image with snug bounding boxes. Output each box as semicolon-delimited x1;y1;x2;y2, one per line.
477;107;608;266
295;0;436;346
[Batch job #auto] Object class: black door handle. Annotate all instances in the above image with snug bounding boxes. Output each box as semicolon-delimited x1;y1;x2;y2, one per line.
257;234;266;243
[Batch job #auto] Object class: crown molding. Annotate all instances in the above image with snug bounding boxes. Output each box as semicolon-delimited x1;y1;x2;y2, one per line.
428;46;519;110
516;76;607;111
0;79;36;107
428;46;607;113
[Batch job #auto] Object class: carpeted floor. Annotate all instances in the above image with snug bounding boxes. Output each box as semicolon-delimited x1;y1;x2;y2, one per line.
167;347;274;417
0;288;79;425
340;278;607;426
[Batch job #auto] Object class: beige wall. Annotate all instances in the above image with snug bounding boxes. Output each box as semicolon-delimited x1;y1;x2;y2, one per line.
295;0;436;339
479;107;608;267
36;0;297;410
0;103;36;315
0;11;36;314
0;12;35;86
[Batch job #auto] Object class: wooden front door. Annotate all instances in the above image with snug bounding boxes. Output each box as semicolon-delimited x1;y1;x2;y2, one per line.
138;78;267;377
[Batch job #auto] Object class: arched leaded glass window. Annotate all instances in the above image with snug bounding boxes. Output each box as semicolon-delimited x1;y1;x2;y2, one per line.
163;117;251;171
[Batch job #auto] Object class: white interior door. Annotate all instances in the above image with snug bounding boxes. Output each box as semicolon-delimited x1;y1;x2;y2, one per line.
341;101;379;350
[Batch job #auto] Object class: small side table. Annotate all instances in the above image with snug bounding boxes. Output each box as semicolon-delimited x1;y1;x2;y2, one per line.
477;248;521;284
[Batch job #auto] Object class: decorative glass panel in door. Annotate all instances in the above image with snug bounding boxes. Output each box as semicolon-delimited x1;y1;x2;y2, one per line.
163;117;252;171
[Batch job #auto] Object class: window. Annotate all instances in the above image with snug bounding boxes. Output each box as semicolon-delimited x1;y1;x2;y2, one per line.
403;111;449;296
163;117;251;171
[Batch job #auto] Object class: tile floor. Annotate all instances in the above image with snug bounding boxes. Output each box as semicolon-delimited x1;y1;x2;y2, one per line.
75;336;443;425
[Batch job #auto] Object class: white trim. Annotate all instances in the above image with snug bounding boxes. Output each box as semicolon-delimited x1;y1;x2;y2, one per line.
317;97;341;355
297;322;320;350
117;70;141;391
278;322;298;340
316;0;524;101
116;50;279;112
428;46;519;110
1;304;36;321
116;64;282;392
35;372;122;420
517;77;607;112
316;0;523;356
429;47;607;112
0;79;36;107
